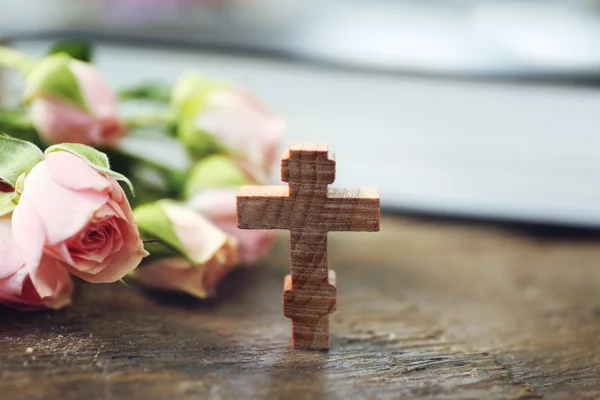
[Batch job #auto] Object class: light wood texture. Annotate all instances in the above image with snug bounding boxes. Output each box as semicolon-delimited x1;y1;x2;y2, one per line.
237;142;380;350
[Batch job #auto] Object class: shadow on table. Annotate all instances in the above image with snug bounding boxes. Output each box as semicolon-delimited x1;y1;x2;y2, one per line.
0;260;277;329
125;266;261;309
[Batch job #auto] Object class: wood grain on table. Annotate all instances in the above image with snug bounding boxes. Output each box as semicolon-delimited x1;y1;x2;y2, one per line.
0;215;599;399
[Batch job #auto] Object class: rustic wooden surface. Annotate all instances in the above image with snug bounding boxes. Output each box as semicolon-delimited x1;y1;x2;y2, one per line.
1;215;599;399
237;142;380;350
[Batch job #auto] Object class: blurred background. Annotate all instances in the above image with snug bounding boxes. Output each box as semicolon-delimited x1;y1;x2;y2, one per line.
2;0;600;227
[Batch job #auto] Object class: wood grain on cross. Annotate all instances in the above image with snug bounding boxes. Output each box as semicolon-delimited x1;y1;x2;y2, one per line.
236;142;380;350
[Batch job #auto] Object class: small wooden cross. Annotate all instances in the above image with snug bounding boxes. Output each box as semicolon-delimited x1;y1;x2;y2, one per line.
236;142;380;350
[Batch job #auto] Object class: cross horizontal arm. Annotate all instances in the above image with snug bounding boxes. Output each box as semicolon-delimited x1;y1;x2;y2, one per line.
324;188;380;232
237;186;380;232
237;186;290;230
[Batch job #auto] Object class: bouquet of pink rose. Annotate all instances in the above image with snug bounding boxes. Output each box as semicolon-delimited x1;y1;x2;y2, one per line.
0;42;284;310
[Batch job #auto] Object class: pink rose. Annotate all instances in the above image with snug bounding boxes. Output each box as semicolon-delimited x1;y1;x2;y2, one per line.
194;88;285;183
129;201;238;298
0;215;73;310
30;60;125;146
12;151;147;283
188;188;276;265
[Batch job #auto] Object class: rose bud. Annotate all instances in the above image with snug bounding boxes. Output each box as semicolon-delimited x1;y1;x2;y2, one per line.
189;188;276;265
184;155;276;265
0;214;73;310
174;72;285;183
24;54;125;146
11;150;148;283
130;200;239;298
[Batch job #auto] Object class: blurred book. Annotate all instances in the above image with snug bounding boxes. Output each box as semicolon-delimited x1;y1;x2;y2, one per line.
3;1;600;79
3;40;600;228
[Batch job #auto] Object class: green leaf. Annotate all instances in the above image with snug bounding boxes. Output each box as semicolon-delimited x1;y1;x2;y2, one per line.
45;143;134;194
133;201;189;261
119;82;172;103
165;169;187;196
46;142;108;168
23;54;89;112
0;191;16;216
184;155;250;198
0;109;40;145
48;40;93;62
0;134;44;187
0;109;34;130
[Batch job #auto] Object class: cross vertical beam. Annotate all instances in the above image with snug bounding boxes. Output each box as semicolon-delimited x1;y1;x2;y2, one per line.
284;231;336;349
237;142;380;350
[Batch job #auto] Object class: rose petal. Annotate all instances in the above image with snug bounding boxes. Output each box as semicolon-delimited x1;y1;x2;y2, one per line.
161;202;233;264
232;228;276;265
95;199;124;221
1;215;73;310
11;198;47;278
201;238;239;291
0;271;28;303
69;221;146;283
195;89;284;182
3;256;74;311
70;60;119;120
187;188;236;220
44;242;74;267
45;266;73;309
19;159;108;245
98;116;126;144
30;98;99;145
130;233;238;298
188;189;276;264
130;257;210;298
31;256;73;308
45;151;112;193
0;216;23;279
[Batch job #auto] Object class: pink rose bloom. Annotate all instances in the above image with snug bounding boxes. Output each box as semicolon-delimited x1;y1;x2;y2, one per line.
188;188;276;265
12;151;147;283
0;215;73;310
30;60;125;146
129;202;238;298
195;88;285;183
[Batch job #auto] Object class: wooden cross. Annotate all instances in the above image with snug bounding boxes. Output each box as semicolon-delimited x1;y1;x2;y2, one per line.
236;142;380;350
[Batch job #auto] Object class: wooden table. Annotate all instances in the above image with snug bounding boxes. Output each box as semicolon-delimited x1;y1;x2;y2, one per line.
1;215;599;399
